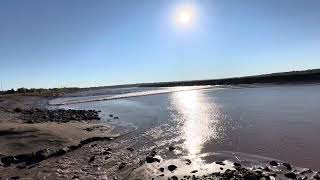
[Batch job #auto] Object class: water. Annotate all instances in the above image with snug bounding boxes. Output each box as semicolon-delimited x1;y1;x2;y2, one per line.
60;84;320;170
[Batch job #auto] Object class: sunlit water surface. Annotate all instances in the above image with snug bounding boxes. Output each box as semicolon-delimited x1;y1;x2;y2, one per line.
63;85;320;170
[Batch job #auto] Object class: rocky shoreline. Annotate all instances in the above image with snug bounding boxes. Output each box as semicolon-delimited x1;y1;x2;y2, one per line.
14;108;101;123
131;147;320;180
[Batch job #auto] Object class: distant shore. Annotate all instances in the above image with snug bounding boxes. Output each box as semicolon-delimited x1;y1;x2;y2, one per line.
140;69;320;87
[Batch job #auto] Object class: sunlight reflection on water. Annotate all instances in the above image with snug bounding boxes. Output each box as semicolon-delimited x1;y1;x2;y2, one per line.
170;90;222;159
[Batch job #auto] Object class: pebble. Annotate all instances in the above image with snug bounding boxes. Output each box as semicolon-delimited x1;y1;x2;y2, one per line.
168;165;177;171
269;161;278;166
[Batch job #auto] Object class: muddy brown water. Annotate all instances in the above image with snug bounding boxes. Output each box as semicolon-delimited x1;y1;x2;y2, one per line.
63;84;320;170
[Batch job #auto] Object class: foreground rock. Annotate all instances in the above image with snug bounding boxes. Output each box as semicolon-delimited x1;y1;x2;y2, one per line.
0;136;114;166
15;108;100;123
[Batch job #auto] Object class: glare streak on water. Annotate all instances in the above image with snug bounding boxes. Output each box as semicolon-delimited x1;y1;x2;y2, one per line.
170;90;220;158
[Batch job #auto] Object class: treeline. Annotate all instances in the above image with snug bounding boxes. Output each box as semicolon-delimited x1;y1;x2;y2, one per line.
0;87;80;95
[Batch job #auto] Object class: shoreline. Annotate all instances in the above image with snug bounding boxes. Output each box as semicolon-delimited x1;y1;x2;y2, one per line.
1;90;320;179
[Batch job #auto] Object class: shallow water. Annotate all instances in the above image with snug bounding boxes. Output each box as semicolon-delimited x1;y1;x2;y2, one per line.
63;84;320;170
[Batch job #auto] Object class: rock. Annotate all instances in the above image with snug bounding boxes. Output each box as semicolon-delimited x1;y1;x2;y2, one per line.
126;147;134;151
10;176;20;180
89;156;95;163
1;156;17;166
171;176;178;180
220;167;223;170
263;166;270;172
103;151;112;155
118;162;126;170
145;156;160;163
269;161;278;166
14;108;22;113
185;159;191;165
34;149;54;162
90;144;97;147
224;169;235;178
54;148;67;156
149;149;157;157
234;162;241;167
215;161;225;165
313;174;320;180
168;164;177;171
159;167;164;172
191;170;198;173
243;174;259;180
300;168;312;174
283;162;292;170
168;146;175;151
284;172;296;179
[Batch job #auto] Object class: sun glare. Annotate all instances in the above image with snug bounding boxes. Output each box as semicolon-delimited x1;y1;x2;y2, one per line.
175;5;195;27
178;11;191;24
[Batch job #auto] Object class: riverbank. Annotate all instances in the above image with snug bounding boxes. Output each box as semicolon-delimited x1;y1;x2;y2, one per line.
1;92;320;179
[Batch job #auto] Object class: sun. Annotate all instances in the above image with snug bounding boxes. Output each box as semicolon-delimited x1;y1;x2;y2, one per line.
178;11;191;24
175;6;195;26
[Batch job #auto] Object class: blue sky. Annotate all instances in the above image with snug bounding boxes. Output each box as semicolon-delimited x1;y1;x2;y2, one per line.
0;0;320;90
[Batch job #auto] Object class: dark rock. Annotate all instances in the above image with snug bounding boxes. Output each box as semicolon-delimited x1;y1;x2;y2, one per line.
171;176;178;180
168;146;175;151
224;169;235;178
118;162;126;170
269;161;278;166
10;176;20;180
145;156;160;163
14;108;22;113
313;174;320;180
283;162;292;170
1;156;17;166
114;116;119;119
149;149;157;157
263;166;270;172
243;174;259;180
54;149;67;156
89;156;95;163
215;161;225;165
220;167;223;170
35;149;54;160
185;159;191;165
159;167;164;172
191;170;198;173
168;164;177;171
126;147;134;151
284;172;296;179
103;151;112;155
234;162;241;167
90;144;97;147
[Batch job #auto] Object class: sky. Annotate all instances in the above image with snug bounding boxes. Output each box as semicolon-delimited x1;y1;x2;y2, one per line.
0;0;320;90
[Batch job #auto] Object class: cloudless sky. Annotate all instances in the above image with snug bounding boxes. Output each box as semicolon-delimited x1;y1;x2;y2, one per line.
1;0;320;90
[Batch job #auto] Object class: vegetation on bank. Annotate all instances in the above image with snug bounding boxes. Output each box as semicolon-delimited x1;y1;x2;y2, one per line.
0;87;80;96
